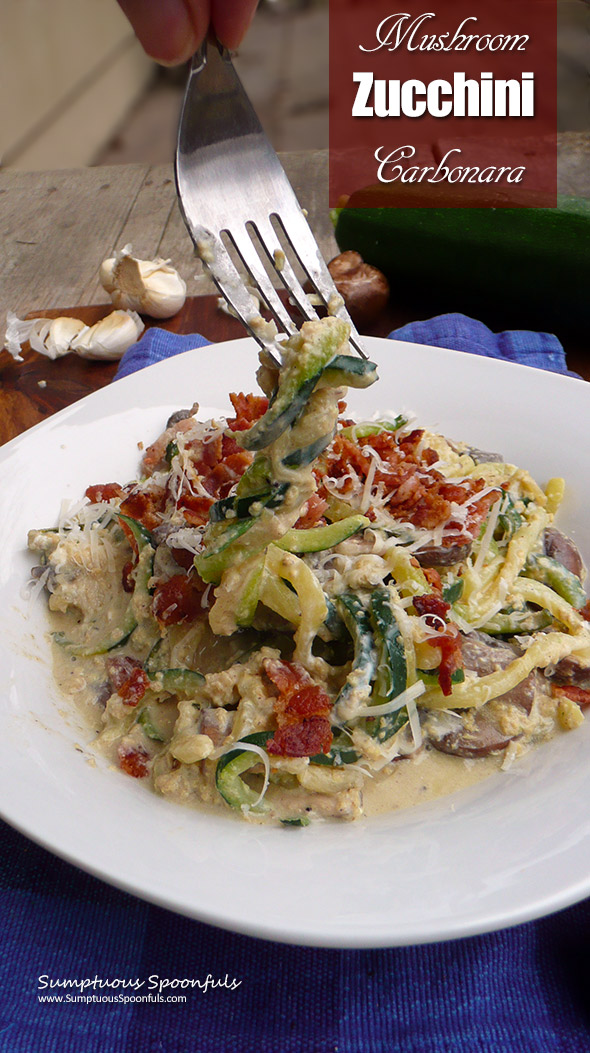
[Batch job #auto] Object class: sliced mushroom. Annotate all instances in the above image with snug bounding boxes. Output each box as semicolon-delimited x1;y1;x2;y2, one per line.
430;709;516;758
414;542;472;567
327;251;389;328
543;527;584;580
461;631;537;713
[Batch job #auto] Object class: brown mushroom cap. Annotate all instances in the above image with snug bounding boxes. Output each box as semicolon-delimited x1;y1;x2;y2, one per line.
328;251;390;328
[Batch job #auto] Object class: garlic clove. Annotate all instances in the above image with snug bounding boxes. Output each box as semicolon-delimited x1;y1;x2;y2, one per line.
71;310;144;360
99;245;187;319
45;317;86;357
4;312;84;361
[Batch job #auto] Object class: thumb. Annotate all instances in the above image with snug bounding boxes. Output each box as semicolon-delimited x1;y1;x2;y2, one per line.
116;0;211;65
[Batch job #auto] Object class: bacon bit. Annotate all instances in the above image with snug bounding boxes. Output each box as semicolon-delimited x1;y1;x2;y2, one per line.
274;684;332;727
318;429;496;544
432;627;463;697
413;593;450;624
295;493;328;529
106;657;150;705
552;685;590;708
120;668;150;706
119;488;166;532
580;601;590;622
106;656;142;691
118;744;150;778
221;432;241;457
423;568;442;592
267;716;333;758
175;491;213;527
85;482;123;503
227;393;269;432
264;659;311;696
122;560;135;593
263;659;333;757
152;574;203;626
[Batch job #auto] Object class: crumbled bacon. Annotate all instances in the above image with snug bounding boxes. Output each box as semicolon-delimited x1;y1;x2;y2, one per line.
552;685;590;707
317;428;498;545
431;627;463;697
106;657;149;705
170;438;252;527
274;684;332;727
227;393;269;432
152;573;204;625
580;601;590;622
422;568;443;592
264;659;311;696
295;493;328;529
413;593;450;626
267;716;333;758
119;488;166;532
85;482;124;504
118;744;150;778
263;659;333;757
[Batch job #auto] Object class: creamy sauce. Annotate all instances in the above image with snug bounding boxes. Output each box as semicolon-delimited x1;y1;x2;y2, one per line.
363;749;501;816
49;604;508;816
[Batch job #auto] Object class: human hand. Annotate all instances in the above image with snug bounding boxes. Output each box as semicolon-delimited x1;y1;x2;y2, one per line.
116;0;259;65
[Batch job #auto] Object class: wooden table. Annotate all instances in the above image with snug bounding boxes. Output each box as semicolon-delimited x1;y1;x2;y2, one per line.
2;143;590;447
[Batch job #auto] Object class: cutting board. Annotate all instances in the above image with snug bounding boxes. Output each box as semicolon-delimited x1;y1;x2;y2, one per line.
0;294;410;448
1;295;587;448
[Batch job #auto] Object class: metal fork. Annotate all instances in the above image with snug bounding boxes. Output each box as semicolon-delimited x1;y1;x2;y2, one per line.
175;38;365;359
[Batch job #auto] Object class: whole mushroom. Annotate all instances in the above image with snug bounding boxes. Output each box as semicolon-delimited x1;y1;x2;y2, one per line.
328;251;389;328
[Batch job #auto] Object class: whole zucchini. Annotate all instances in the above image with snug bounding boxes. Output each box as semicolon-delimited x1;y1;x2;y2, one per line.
334;192;590;330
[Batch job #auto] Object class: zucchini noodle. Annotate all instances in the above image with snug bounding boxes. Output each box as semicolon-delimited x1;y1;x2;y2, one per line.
28;316;590;825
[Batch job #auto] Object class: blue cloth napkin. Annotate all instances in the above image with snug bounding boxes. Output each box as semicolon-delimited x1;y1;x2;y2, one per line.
2;315;587;1053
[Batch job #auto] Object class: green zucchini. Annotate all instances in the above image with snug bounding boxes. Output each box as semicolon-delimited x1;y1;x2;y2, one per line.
194;517;255;583
53;528;157;656
322;355;378;388
117;513;155;550
524;553;587;609
483;607;553;635
276;515;369;554
209;483;289;523
136;707;165;742
310;732;360;766
215;731;273;811
148;668;205;695
334;593;377;713
234;554;267;628
367;587;408;743
494;498;523;543
339;417;406;440
442;579;464;605
235;319;349;451
52;612;137;657
334;194;590;330
282;433;334;469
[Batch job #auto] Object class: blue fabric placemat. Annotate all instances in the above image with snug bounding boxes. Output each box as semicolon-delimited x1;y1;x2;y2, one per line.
2;314;587;1053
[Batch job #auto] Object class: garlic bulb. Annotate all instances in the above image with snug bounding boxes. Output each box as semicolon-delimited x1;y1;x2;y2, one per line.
4;309;144;362
100;244;187;318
